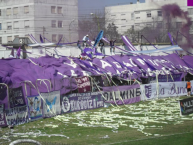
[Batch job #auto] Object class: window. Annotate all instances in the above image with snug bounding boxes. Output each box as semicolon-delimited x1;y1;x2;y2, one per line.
157;22;163;28
13;7;18;15
24;6;29;13
135;23;140;29
0;37;2;44
147;12;151;17
132;25;134;30
176;22;182;28
52;34;57;42
0;9;1;16
52;20;56;27
131;13;134;20
0;23;1;30
24;20;30;28
191;21;193;29
6;8;11;16
58;34;63;42
14;21;19;29
58;21;63;28
51;6;56;14
57;7;62;14
188;8;193;15
136;17;140;19
158;11;162;16
7;36;12;43
7;22;12;30
146;23;152;27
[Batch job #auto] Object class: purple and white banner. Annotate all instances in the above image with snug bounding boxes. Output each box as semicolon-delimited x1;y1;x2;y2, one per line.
9;86;26;108
61;92;104;113
0;103;7;127
75;76;91;93
5;106;28;126
41;91;61;118
149;73;183;83
103;85;141;105
140;81;193;101
27;95;43;121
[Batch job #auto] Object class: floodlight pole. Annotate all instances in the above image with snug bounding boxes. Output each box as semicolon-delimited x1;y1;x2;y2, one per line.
91;13;100;32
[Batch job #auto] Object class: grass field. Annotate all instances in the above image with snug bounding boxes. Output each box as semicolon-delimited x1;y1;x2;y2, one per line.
1;96;193;145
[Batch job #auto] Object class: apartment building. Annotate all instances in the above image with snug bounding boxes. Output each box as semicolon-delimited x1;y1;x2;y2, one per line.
0;0;78;46
105;0;193;35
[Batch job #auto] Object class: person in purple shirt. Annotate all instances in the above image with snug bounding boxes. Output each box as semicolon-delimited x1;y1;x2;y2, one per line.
110;39;116;55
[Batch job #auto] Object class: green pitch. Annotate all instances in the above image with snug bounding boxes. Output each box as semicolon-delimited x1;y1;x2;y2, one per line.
1;96;193;145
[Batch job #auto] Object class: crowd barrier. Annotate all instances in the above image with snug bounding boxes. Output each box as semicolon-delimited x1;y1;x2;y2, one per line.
140;81;193;101
0;79;191;128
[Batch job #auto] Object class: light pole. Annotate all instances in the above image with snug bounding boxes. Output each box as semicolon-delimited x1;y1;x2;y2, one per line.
69;19;75;42
152;17;154;28
90;13;100;32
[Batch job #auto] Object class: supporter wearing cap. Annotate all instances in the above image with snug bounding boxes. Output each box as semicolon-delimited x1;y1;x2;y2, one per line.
82;35;89;47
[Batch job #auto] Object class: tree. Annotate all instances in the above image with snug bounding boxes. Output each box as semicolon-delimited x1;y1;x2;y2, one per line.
124;16;182;44
78;11;120;42
105;23;120;40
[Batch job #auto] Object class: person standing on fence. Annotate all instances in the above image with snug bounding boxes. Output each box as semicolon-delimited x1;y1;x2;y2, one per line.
82;34;89;47
186;79;191;96
77;40;83;53
110;39;116;55
99;40;105;55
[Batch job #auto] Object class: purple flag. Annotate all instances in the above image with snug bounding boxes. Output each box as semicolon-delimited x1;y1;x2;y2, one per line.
121;35;137;51
16;47;21;57
163;54;189;72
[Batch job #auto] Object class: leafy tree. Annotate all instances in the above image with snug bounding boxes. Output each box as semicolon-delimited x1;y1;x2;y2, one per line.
78;12;120;42
104;23;120;41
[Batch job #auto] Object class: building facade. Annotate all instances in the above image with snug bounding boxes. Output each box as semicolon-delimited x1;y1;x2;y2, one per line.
105;0;193;35
0;0;78;46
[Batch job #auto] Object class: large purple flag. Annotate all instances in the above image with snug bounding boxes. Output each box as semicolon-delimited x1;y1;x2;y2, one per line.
162;54;189;72
131;56;154;77
121;35;137;51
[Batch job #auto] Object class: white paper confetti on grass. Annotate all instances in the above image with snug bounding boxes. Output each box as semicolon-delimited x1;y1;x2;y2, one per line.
53;97;193;136
100;135;109;139
45;124;58;128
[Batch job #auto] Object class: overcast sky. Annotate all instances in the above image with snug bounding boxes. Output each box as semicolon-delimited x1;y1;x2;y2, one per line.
78;0;145;16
